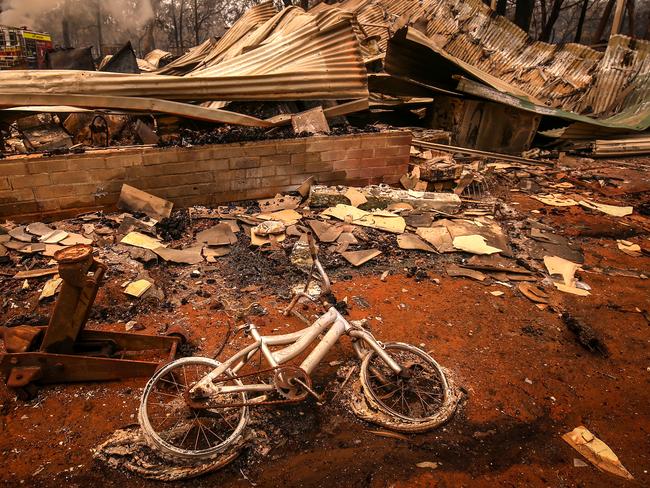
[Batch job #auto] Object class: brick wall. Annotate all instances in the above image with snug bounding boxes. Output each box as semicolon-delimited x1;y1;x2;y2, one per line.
0;131;411;222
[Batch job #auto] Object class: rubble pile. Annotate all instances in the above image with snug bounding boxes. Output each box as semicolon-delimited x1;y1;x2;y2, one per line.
0;0;649;486
0;0;647;158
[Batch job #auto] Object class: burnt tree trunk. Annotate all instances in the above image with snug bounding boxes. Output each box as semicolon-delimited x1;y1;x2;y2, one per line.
625;0;635;36
496;0;508;15
539;0;565;42
574;0;590;43
514;0;535;33
593;0;615;42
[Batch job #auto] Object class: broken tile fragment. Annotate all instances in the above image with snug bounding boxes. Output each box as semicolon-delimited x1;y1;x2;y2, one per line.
124;279;153;298
121;232;165;250
203;246;231;262
153;246;203;264
396;234;436;253
452;235;502;255
196;223;238;246
40;230;69;244
26;222;53;237
39;276;62;301
60;233;93;246
446;264;487;281
308;219;343;243
340;249;381;266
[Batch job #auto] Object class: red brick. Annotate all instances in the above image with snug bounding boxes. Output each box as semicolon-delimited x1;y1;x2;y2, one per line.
142;148;178;165
290;152;321;164
276;139;307;152
215;168;246;182
34;183;97;200
384;133;413;147
0;161;26;176
136;171;214;189
95;191;121;206
229;157;260;170
0;188;34;203
241;143;277;157
360;136;387;149
200;159;230;172
333;159;362;171
57;195;97;210
184;147;214;161
360;157;390;167
88;168;127;182
169;195;209;208
67;157;105;171
50;171;90;185
304;161;334;174
246;166;276;178
210;145;247;159
27;158;68;174
290;174;314;185
276;163;306;176
230;177;261;191
156;183;216;199
127;159;229;178
95;180;124;194
346;148;375;159
320;149;348;162
104;152;144;167
260;154;291;166
37;198;65;212
0;201;39;217
11;173;51;189
384;156;410;167
305;136;361;153
261;175;292;187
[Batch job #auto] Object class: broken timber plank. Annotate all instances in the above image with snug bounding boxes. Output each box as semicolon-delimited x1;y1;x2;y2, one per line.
412;139;554;167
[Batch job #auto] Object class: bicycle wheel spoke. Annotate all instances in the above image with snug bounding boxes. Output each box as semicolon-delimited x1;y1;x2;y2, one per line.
362;345;449;422
141;358;248;457
153;390;182;400
193;424;201;451
202;423;226;443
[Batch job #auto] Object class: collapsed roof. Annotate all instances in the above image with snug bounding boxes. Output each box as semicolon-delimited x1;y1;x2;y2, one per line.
0;0;647;136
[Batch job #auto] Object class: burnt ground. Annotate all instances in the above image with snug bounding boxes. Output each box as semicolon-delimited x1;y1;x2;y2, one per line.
1;165;650;487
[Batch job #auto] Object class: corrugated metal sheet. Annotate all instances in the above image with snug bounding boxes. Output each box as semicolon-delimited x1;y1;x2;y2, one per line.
382;0;649;130
155;39;216;76
156;2;278;75
189;1;281;71
422;0;601;112
0;15;368;102
311;0;431;59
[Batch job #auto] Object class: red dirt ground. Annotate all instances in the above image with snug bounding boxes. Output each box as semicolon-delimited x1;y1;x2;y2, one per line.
1;197;649;487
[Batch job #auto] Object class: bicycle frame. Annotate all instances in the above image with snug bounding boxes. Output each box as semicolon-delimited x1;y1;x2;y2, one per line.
190;307;402;397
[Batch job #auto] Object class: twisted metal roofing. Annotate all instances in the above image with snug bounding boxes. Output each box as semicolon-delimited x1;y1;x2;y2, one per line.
0;13;368;102
383;0;649;130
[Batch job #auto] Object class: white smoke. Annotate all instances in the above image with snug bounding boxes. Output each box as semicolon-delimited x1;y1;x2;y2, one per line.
0;0;61;28
0;0;153;32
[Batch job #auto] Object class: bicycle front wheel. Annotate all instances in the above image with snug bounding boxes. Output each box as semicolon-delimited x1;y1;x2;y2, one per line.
138;357;249;461
360;342;450;423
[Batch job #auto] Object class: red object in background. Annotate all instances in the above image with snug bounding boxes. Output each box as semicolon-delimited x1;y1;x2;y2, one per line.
0;25;52;69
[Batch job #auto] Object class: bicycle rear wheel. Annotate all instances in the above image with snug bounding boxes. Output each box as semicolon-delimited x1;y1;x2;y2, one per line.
139;357;249;461
360;342;452;423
